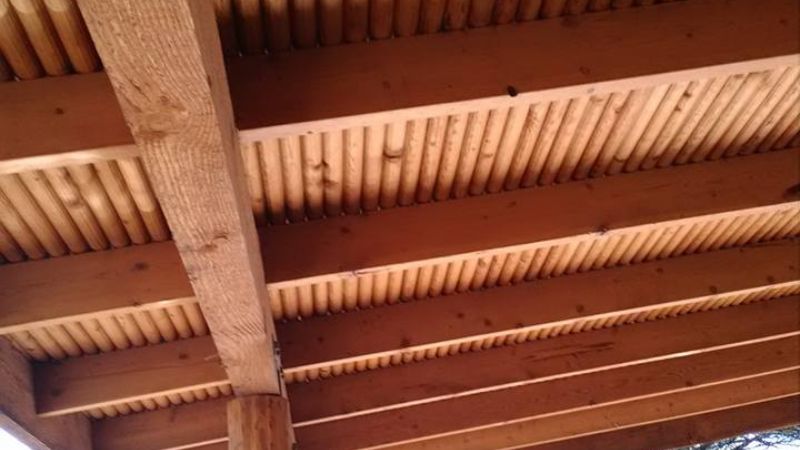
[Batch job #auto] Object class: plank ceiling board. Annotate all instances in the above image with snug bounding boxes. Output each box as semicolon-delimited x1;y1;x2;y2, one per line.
0;0;679;82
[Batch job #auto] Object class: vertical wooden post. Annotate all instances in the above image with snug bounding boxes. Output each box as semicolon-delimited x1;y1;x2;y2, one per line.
0;338;91;450
77;0;281;394
228;396;292;450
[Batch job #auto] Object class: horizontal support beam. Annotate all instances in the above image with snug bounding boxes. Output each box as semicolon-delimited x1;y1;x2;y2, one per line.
229;0;800;136
527;396;800;450
90;340;800;450
35;336;226;417
35;288;800;419
0;0;797;173
0;338;91;450
277;239;800;370
387;370;800;450
285;294;800;425
1;149;797;334
92;397;228;450
259;147;800;286
295;338;800;449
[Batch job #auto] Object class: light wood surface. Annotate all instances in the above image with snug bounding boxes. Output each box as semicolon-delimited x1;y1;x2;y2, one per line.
78;0;281;395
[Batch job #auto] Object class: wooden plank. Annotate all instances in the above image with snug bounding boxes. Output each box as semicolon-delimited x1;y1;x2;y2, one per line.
0;337;90;450
90;341;800;450
1;149;797;334
35;336;227;417
31;291;800;417
526;396;800;450
78;0;281;394
0;72;136;174
0;240;193;334
286;294;800;425
1;0;798;173
392;371;800;450
260;147;800;286
276;239;800;370
294;338;800;449
228;396;291;450
230;0;800;138
92;397;229;450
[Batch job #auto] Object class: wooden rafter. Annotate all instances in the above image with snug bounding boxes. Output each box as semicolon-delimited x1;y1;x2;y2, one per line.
529;396;800;450
76;0;280;395
0;338;90;450
87;335;800;450
33;288;800;418
0;0;797;174
377;369;800;450
1;149;797;335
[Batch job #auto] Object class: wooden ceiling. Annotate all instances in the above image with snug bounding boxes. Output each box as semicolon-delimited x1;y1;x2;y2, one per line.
0;0;798;449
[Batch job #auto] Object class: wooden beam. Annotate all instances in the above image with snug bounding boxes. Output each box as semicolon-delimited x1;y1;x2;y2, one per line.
0;337;90;450
35;336;227;417
527;396;800;450
228;396;291;450
294;339;800;449
1;149;797;334
0;0;797;173
386;370;800;450
77;0;280;394
92;397;229;450
285;294;800;425
0;72;136;174
229;0;800;137
276;240;799;372
33;284;800;419
259;146;800;287
90;341;800;450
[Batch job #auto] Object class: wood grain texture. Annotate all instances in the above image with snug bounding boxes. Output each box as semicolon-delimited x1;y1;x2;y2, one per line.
90;343;800;450
77;0;280;394
0;240;192;333
389;370;800;450
276;240;800;370
230;0;800;137
1;0;798;173
2;149;797;335
285;294;800;424
31;286;800;418
92;397;229;450
526;396;800;450
0;337;90;450
228;395;291;450
34;335;227;416
260;148;800;286
294;340;800;449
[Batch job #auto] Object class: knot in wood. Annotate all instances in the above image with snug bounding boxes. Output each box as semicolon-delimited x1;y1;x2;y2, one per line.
135;107;190;140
